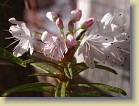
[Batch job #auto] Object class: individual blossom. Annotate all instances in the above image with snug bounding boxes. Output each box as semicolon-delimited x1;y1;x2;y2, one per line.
78;12;130;68
78;34;109;68
70;9;82;23
80;18;94;29
46;12;58;22
41;31;68;60
8;17;36;57
66;34;77;46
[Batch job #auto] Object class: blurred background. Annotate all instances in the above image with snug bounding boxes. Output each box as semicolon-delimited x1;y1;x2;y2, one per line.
0;0;130;97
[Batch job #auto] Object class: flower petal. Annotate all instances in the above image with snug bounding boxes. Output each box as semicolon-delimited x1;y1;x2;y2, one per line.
13;40;29;57
101;12;114;26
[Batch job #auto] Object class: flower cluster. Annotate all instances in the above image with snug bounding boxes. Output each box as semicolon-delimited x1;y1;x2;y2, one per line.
8;9;129;69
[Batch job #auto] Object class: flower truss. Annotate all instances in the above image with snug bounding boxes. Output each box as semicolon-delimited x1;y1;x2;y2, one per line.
1;9;130;97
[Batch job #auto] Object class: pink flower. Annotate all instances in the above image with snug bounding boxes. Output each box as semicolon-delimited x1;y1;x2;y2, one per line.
41;31;68;60
80;18;94;29
56;17;64;29
46;12;58;22
66;34;77;46
70;9;82;23
8;17;35;57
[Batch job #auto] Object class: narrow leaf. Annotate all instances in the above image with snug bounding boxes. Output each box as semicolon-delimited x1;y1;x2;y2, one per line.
95;61;117;74
78;83;127;96
69;91;113;97
55;83;61;97
68;63;73;79
72;63;88;76
0;48;26;67
23;57;63;73
31;63;54;74
64;68;72;79
29;73;60;78
2;82;55;97
72;62;117;75
61;82;66;97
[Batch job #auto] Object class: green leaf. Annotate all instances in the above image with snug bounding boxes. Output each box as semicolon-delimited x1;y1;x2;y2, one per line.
55;83;61;97
23;57;63;73
61;82;66;97
72;63;89;76
71;56;77;64
68;63;73;79
77;83;127;96
72;62;117;75
69;91;113;97
2;82;55;97
30;63;54;74
29;73;60;78
95;61;117;75
0;48;26;67
64;68;71;79
68;67;73;79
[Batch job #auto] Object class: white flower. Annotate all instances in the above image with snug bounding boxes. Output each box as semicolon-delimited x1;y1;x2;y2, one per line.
78;34;109;68
78;12;130;68
8;17;35;57
41;31;68;60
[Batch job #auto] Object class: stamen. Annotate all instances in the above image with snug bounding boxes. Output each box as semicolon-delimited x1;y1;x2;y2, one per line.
6;39;19;48
5;37;15;39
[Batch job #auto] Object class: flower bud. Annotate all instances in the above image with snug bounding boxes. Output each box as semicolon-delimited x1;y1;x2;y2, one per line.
66;34;77;46
56;17;64;29
46;12;58;22
70;9;82;23
80;18;94;29
68;21;74;32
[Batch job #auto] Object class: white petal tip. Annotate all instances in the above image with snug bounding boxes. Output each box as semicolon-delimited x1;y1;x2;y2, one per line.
9;17;17;24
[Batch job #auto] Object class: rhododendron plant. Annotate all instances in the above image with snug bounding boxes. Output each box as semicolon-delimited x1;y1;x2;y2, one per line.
0;9;129;97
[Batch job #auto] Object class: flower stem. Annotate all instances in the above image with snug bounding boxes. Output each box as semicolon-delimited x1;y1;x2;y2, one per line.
60;29;65;39
35;31;43;35
73;27;81;33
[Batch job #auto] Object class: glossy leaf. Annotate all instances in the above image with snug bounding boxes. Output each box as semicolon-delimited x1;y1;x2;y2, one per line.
0;48;26;67
2;82;55;97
